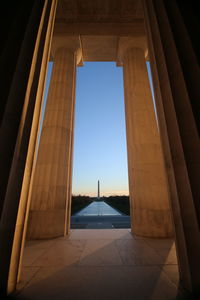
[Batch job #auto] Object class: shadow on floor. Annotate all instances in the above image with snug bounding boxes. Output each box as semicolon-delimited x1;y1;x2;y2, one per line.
12;229;186;300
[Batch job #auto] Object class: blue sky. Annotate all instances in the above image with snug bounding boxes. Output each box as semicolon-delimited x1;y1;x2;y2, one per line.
72;62;128;196
42;61;154;197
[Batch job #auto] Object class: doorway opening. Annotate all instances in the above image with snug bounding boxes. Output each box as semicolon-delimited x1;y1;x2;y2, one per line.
71;62;130;229
19;60;178;300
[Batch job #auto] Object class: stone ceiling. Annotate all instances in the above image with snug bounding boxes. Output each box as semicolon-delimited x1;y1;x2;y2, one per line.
55;0;144;23
52;0;146;62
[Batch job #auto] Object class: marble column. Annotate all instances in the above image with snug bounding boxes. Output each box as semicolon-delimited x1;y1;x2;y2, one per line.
120;39;173;237
0;0;58;294
65;81;76;235
27;38;80;239
143;0;200;293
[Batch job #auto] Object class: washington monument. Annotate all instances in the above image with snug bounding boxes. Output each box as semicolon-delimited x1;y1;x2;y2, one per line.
98;180;100;199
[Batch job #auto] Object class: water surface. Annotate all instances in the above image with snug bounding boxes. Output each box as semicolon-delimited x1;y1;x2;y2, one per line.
75;201;122;216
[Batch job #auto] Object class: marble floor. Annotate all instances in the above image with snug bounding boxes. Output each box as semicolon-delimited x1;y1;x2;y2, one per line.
16;229;183;300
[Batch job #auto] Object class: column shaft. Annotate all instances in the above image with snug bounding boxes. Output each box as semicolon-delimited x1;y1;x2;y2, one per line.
0;0;57;293
143;0;200;292
27;47;76;239
65;72;76;235
123;47;173;237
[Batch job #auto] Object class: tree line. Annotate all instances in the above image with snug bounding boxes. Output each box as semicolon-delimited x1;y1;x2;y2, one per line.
71;195;130;215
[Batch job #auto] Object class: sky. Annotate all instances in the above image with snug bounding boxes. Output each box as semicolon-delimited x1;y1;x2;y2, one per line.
72;62;128;197
42;61;154;197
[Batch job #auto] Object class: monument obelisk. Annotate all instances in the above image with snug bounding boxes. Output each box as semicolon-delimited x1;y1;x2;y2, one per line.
98;180;100;199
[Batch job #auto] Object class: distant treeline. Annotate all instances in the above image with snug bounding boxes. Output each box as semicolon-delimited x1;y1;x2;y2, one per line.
103;195;130;215
71;195;130;216
71;195;92;215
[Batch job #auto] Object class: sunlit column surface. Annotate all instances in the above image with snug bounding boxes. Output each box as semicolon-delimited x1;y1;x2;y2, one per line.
27;38;81;239
0;0;58;294
120;38;173;237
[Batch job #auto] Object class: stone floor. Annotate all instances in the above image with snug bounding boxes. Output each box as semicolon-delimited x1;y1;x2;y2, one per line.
16;229;183;300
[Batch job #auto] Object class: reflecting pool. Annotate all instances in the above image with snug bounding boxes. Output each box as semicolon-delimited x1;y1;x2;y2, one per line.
75;201;122;216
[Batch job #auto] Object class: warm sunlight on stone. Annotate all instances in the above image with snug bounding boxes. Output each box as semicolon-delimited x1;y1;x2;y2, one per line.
1;0;199;299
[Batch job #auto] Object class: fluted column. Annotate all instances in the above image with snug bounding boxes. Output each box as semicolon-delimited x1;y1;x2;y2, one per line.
0;1;58;293
143;0;200;293
65;80;76;235
27;38;81;239
119;39;173;237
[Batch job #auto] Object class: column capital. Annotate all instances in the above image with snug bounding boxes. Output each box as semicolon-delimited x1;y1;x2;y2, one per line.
117;36;148;66
51;35;83;66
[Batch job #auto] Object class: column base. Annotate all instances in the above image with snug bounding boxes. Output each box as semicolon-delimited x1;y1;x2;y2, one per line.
131;208;173;238
26;209;66;240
